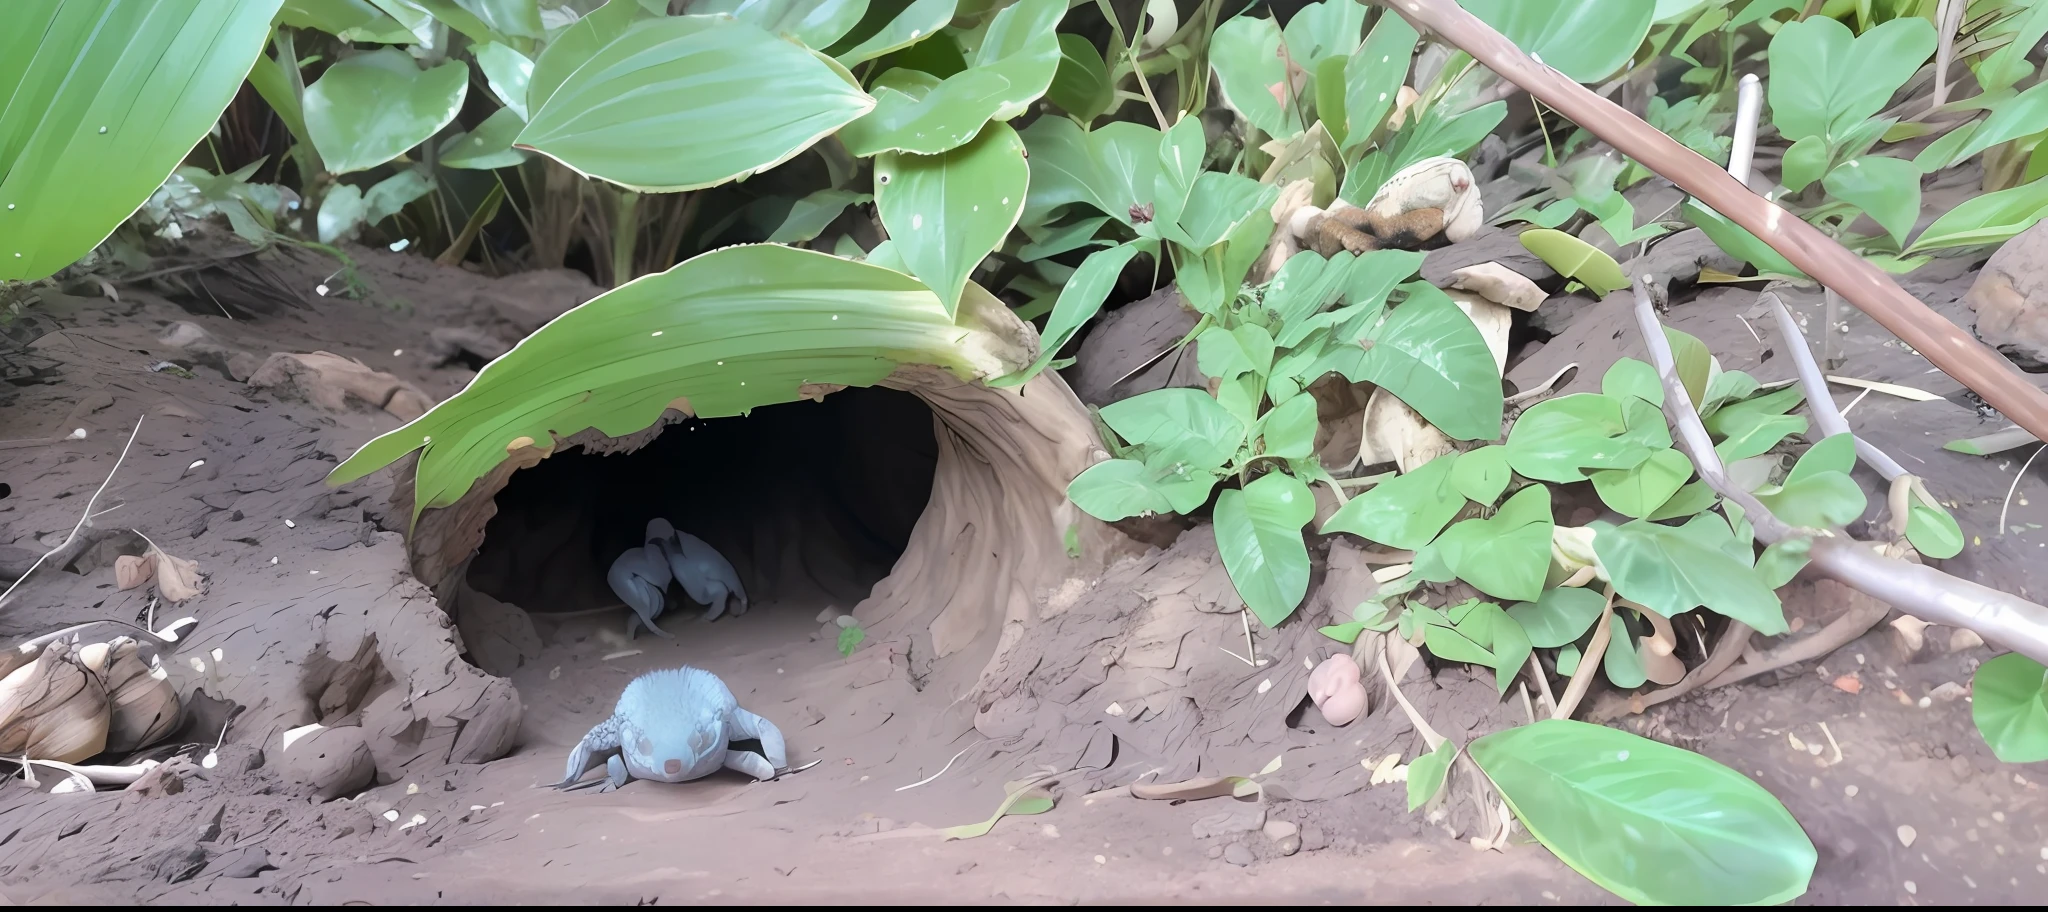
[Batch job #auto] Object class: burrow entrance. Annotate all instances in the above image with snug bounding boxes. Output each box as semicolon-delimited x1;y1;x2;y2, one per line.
466;386;939;623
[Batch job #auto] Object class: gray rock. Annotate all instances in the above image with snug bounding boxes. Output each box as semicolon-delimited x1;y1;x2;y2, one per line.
1223;843;1255;867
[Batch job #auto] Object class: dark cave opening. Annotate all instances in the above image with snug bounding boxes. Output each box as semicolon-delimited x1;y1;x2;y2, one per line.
465;386;939;622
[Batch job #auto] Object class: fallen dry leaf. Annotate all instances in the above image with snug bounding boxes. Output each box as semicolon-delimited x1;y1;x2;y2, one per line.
1831;673;1863;695
148;547;204;603
114;554;154;590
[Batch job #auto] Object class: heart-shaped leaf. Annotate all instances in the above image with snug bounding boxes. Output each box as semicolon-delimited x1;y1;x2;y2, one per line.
1210;14;1300;140
1068;457;1209;521
1100;388;1246;471
1260;393;1320;459
305;48;470;175
1592;514;1788;634
1507;393;1653;483
1451;445;1512;506
1507;586;1606;648
1415;484;1554;602
1520;228;1626;296
1823;156;1922;247
1461;0;1656;83
1341;284;1504;441
1048;32;1113;122
1470;719;1817;906
1340;12;1418;154
1767;16;1934;145
1590;448;1692;519
837;0;1063;156
1973;653;2048;764
876;120;1029;316
1018;117;1162;228
1321;452;1464;549
1216;472;1317;627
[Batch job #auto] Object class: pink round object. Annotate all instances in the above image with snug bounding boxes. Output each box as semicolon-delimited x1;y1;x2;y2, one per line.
1308;654;1366;726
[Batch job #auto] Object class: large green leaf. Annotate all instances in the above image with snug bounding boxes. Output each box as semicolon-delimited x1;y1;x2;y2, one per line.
1320;452;1464;549
1340;12;1418;154
1338;285;1504;441
876;120;1028;317
304;49;469;175
472;41;535;120
1590;448;1692;519
766;188;870;243
1507;586;1605;648
1283;0;1369;74
1018;117;1161;228
1471;719;1817;906
1972;653;2048;764
1450;444;1511;506
1591;514;1788;634
1215;472;1317;628
1766;15;1933;144
518;15;871;192
836;0;1063;156
1907;175;2048;252
328;245;1030;519
1459;0;1655;83
1754;434;1866;529
0;0;286;282
989;240;1149;388
280;0;418;43
684;0;870;49
1099;388;1246;473
1210;14;1301;140
1822;156;1921;247
1068;457;1181;521
1338;102;1506;204
1414;484;1554;602
439;106;529;169
832;0;959;67
1915;80;2048;173
1049;33;1113;122
1506;393;1651;483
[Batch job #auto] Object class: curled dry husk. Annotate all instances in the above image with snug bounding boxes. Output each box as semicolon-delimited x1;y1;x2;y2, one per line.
92;637;182;753
0;639;111;763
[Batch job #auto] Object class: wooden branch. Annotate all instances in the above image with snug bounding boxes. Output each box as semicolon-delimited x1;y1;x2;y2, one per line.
1380;0;2048;444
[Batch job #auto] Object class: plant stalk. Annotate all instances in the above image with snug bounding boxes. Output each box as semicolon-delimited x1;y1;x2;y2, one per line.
611;189;641;288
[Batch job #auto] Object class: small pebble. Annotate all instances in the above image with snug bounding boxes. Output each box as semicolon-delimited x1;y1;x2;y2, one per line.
1904;881;1917;895
1898;825;1917;848
1206;845;1223;859
1845;785;1859;798
1094;855;1106;865
1223;843;1254;866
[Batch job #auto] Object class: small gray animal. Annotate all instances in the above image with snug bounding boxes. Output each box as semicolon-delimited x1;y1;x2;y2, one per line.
605;520;676;640
554;665;787;793
652;520;749;622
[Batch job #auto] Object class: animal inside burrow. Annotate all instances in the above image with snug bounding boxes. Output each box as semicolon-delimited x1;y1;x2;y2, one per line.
555;665;787;793
605;518;751;640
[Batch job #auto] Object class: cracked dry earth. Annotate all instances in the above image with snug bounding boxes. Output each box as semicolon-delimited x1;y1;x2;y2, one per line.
0;238;2044;905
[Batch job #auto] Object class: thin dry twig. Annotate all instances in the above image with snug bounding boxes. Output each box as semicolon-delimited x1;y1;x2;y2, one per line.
1765;293;1909;479
1999;444;2046;536
0;416;144;608
1376;639;1446;749
1551;594;1615;720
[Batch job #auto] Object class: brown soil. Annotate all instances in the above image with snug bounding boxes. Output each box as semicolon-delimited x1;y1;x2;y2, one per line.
1;233;2045;905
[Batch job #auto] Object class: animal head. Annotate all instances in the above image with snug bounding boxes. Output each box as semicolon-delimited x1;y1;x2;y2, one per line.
645;517;675;543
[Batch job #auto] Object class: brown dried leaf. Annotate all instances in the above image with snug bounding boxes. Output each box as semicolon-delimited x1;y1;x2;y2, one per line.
149;547;204;603
115;554;154;590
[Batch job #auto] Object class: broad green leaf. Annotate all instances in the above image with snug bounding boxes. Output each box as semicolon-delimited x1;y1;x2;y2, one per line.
833;0;959;68
1662;327;1713;407
1173;210;1277;316
1767;15;1933;144
472;41;535;120
1260;393;1319;459
1177;173;1280;250
1787;432;1856;482
1976;0;2048;96
0;0;288;282
1600;358;1663;406
1340;285;1504;441
1555;643;1583;676
876;121;1028;316
1646;479;1719;521
414;0;536;45
1470;719;1817;906
1685;198;1805;278
1283;0;1370;73
1406;739;1456;811
1602;612;1647;688
1415;484;1554;602
1340;13;1418;154
280;0;418;43
1755;537;1811;589
1339;103;1506;204
1049;33;1113;122
304;49;468;175
316;182;367;244
1425;620;1496;665
439;106;530;169
1068;457;1176;520
525;0;653;113
1823;156;1921;246
1465;598;1534;696
329;244;1034;519
1450;445;1512;506
1099;388;1246;472
1756;472;1866;530
1460;0;1655;82
1506;393;1651;482
1216;473;1317;627
1507;586;1606;648
1591;448;1693;518
684;0;870;49
767;188;871;243
519;15;872;191
1916;81;2048;172
1520;229;1626;296
1908;176;2048;252
837;0;1062;156
1780;135;1829;193
1321;452;1464;549
991;240;1147;387
1198;323;1277;380
1906;494;1964;560
1706;385;1807;463
1017;117;1160;227
1699;368;1762;418
1972;653;2048;764
363;168;432;225
1592;515;1788;634
1211;14;1300;140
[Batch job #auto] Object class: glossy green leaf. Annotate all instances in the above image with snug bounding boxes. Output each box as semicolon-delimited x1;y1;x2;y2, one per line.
833;0;958;67
1975;0;2048;96
1520;228;1626;296
1320;622;1366;644
1049;33;1113;122
1756;469;1866;529
1906;493;1964;560
0;0;287;282
1646;479;1719;521
1068;457;1177;520
767;188;870;243
1506;393;1651;483
1261;393;1319;459
1210;14;1300;140
1662;327;1713;408
1555;643;1583;675
1754;537;1811;589
1780;135;1829;193
1462;0;1654;83
1339;102;1506;204
1602;612;1647;688
1767;15;1933;144
1917;81;2048;173
1788;432;1855;482
1321;452;1464;549
685;0;870;49
1823;156;1921;247
989;240;1146;387
1908;176;2048;253
472;41;534;120
519;15;872;192
1198;323;1277;380
1591;448;1693;518
1465;598;1534;696
1216;473;1317;628
439;106;529;169
1406;739;1456;811
837;0;1062;156
1341;285;1504;441
1507;586;1606;648
414;0;538;44
1600;358;1663;406
1592;515;1788;634
280;0;417;43
876;121;1028;316
526;0;652;113
1699;368;1762;419
1424;618;1496;666
1177;173;1280;251
1706;386;1807;463
1099;388;1246;473
1685;198;1806;278
329;245;1032;520
1152;116;1211;240
303;49;468;175
1415;484;1554;602
1018;118;1161;228
1451;445;1512;506
1972;653;2048;764
1283;0;1369;74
